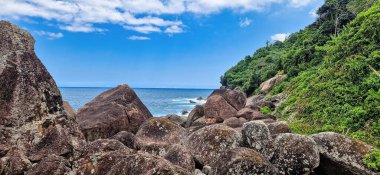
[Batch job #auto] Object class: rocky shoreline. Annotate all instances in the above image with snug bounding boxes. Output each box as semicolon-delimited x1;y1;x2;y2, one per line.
0;21;378;175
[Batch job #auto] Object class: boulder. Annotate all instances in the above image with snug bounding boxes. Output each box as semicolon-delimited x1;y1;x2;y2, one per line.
135;118;186;156
241;121;273;160
165;114;187;126
26;155;71;175
259;74;286;94
236;107;267;121
163;144;195;172
76;84;153;141
311;132;375;175
204;95;237;120
209;89;247;110
212;148;278;175
184;124;241;167
62;101;76;118
0;21;85;173
268;121;291;138
185;105;204;128
189;100;196;103
82;139;130;157
271;133;320;175
104;152;191;175
223;117;247;128
197;96;203;100
181;109;189;115
110;131;136;149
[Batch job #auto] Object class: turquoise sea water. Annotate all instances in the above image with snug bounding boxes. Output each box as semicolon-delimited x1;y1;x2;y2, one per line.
59;87;213;116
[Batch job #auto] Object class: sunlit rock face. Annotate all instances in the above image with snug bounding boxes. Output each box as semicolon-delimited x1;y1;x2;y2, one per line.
0;20;85;174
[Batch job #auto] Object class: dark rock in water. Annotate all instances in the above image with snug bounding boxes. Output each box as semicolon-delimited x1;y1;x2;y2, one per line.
62;100;76;118
189;100;197;103
209;89;247;111
107;152;191;175
271;133;320;175
196;96;203;100
184;124;241;168
181;109;189;115
26;155;71;175
223;117;247;128
311;132;375;175
110;131;136;149
185;105;204;128
268;121;291;139
165;114;187;126
135;118;186;156
204;95;237;120
164;144;195;172
212;148;278;175
76;84;152;141
241;121;274;160
0;21;85;173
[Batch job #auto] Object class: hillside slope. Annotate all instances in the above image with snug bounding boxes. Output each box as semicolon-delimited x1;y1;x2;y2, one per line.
222;0;380;150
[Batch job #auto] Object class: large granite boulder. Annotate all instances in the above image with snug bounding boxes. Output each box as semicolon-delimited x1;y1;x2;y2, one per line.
268;121;291;139
204;95;237;120
135;118;186;156
271;133;320;175
311;132;375;175
259;74;286;94
62;100;76;118
223;117;247;128
241;121;273;160
212;148;278;175
163;144;195;172
184;124;241;167
76;84;152;141
209;89;247;110
236;107;267;121
165;114;187;126
0;21;85;174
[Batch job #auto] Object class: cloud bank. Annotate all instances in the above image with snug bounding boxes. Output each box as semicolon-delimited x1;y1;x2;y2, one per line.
271;33;290;42
0;0;315;35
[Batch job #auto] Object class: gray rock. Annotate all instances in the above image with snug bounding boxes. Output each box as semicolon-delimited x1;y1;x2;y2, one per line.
268;121;291;138
311;132;375;175
164;144;195;172
204;95;237;120
241;121;273;160
223;117;247;128
165;114;187;126
271;133;320;175
26;155;71;175
211;148;278;175
110;131;136;149
185;105;204;128
259;75;286;94
184;124;241;168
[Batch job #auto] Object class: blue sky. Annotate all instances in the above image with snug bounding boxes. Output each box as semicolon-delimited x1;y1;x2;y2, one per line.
1;0;323;89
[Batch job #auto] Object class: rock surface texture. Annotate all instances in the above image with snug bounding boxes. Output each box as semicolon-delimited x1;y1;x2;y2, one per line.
311;132;375;175
0;20;85;174
76;84;152;141
204;89;246;120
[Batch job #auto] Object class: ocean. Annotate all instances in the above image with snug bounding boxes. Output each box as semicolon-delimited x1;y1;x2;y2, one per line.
59;87;213;116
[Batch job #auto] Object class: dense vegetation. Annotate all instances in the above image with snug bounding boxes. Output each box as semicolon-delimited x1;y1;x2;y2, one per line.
222;0;380;170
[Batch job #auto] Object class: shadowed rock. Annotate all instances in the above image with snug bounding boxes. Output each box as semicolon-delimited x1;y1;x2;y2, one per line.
268;121;291;139
76;84;152;141
0;21;85;174
135;118;186;156
184;124;241;168
223;117;247;128
163;144;195;172
236;107;267;121
271;133;320;175
110;131;136;149
26;155;71;175
165;114;187;126
311;132;375;175
185;105;204;128
209;89;247;110
212;148;278;175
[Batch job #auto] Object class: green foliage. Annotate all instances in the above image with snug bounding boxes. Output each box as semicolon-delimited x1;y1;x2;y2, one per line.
260;106;272;115
222;0;380;147
364;149;380;171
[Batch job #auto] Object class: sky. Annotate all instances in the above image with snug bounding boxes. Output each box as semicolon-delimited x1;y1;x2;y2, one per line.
0;0;323;89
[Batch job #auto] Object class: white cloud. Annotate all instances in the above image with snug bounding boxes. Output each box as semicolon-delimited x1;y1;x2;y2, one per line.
128;35;151;40
0;0;316;35
34;31;63;39
239;17;252;28
271;33;290;42
309;8;319;18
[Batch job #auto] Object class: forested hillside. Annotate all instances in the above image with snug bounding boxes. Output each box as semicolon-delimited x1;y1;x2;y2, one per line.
222;0;380;169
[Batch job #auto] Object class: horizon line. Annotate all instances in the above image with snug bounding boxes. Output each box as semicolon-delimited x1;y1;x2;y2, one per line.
58;86;216;90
